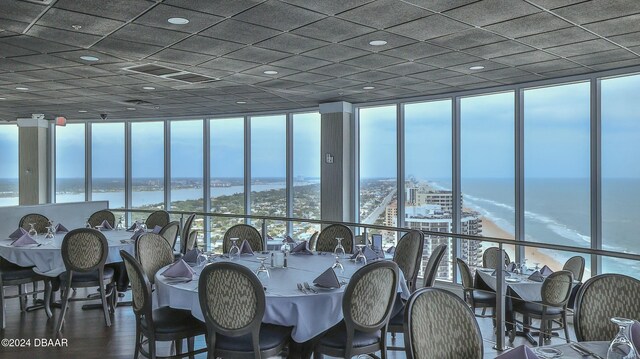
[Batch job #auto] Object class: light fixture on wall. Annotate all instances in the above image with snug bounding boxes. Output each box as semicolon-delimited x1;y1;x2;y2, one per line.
55;116;67;126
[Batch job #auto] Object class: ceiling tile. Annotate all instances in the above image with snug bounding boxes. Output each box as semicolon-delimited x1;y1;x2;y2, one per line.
19;69;81;81
52;50;123;64
0;18;31;34
516;59;581;73
590;58;640;71
464;40;534;59
435;74;486;86
345;70;397;82
111;24;190;47
55;0;154;21
484;12;572;38
609;32;640;47
148;49;214;66
474;67;533;80
337;0;432;29
172;36;244;57
429;29;507;50
92;38;163;60
11;54;83;68
409;68;465;80
255;33;329;54
164;0;262;17
528;0;586;10
0;35;78;53
546;39;619;58
225;47;289;64
445;60;507;74
270;56;333;71
26;25;103;48
569;49;638;66
134;4;223;33
387;14;471;41
233;0;325;31
584;14;640;37
378;61;437;75
303;44;370;62
517;27;598;48
375;76;423;87
279;0;374;15
0;58;44;72
415;51;483;67
340;31;416;51
37;8;125;36
292;17;374;43
552;0;640;25
221;73;271;85
280;71;333;83
444;0;540;26
241;65;299;78
199;57;261;72
342;53;405;69
492;50;559;66
0;0;46;23
200;19;281;45
310;63;367;77
0;42;38;57
400;0;478;12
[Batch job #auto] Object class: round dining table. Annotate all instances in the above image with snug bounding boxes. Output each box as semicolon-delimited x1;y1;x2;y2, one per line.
155;253;410;343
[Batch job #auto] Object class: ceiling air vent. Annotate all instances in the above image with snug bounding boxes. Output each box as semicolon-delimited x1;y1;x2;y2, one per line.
123;64;216;84
124;99;152;106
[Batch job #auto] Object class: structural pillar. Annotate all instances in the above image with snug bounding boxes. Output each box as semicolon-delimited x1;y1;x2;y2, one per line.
17;118;48;205
319;101;355;223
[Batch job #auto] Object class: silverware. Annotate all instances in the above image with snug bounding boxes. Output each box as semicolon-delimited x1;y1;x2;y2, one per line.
303;282;318;294
570;344;589;357
571;343;604;359
296;283;308;295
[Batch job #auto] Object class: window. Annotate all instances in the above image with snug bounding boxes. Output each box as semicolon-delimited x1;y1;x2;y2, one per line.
170;120;204;212
461;92;515;271
293;112;321;239
404;100;452;280
56;123;85;203
131;121;164;210
91;123;125;209
251;115;286;237
210;118;245;251
359;105;397;251
0;125;18;206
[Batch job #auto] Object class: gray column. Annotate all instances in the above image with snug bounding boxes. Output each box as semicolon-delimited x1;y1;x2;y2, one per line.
17;118;49;205
320;101;354;223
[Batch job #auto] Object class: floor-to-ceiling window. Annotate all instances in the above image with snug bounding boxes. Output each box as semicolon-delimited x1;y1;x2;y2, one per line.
359;105;398;252
292;112;321;239
91;123;125;210
404;99;453;280
131;121;165;213
0;125;19;206
55;123;85;203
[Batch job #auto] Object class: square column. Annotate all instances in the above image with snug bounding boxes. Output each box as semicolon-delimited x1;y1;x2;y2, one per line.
17;118;49;205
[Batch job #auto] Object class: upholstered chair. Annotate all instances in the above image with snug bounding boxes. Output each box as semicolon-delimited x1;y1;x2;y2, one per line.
315;224;354;254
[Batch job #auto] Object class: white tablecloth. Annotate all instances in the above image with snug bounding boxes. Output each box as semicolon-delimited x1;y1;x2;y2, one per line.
476;269;546;301
0;230;135;277
155;254;410;343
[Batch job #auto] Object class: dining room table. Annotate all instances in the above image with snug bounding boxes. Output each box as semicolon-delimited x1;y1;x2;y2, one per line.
154;252;410;344
500;341;609;358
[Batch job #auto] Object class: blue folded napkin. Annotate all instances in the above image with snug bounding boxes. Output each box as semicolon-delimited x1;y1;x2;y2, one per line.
130;228;145;240
182;248;199;264
284;235;296;243
11;233;38;247
496;345;539;358
55;223;69;233
528;270;544;282
126;223;140;232
491;270;511;277
386;246;395;254
291;240;313;255
9;227;28;239
313;267;340;288
540;265;553;276
506;262;517;272
152;225;162;234
161;259;195;279
240;240;254;255
632;321;640;351
100;219;113;230
351;246;382;261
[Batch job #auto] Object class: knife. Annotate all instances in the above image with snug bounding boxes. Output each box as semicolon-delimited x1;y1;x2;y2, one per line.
571;343;604;359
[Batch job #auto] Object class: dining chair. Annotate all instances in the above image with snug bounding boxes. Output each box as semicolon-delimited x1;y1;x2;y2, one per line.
392;230;425;292
482;247;511;269
313;261;399;359
198;262;291;359
308;231;319;251
457;258;496;320
510;270;574;346
146;210;170;231
0;259;52;329
55;228;116;333
121;250;206;359
136;233;175;285
159;221;180;251
179;213;196;255
88;209;116;228
574;273;640;342
404;288;483;359
222;224;263;254
19;213;50;234
562;255;585;310
315;224;354;254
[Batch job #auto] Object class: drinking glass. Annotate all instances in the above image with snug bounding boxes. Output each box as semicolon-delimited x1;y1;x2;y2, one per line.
28;223;37;236
139;220;147;232
85;217;92;228
354;244;367;266
116;216;125;231
331;253;344;273
255;256;270;286
334;237;346;258
533;262;540;271
196;252;208;268
229;237;241;260
44;226;55;240
607;317;638;359
280;239;291;254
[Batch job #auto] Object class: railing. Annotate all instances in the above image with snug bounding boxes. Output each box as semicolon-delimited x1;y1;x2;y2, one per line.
119;208;640;351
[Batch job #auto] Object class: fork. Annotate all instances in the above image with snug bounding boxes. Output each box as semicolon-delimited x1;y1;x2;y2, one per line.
303;282;318;294
297;283;308;295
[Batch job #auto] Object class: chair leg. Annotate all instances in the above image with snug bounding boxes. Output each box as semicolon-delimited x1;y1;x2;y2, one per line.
188;337;195;359
149;337;157;359
55;285;71;333
18;284;25;311
100;284;111;327
0;284;5;329
538;315;546;347
134;324;142;359
33;281;38;301
175;339;182;356
562;313;570;343
380;339;388;359
44;280;53;318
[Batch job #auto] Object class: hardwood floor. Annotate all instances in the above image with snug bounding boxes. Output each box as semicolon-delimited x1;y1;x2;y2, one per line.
0;285;576;358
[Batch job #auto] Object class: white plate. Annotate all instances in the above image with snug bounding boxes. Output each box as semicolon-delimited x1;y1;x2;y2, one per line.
505;277;521;283
533;346;562;358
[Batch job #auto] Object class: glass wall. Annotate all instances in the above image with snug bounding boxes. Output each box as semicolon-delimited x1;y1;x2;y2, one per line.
170;120;204;212
91;123;125;209
55;123;85;203
131;121;164;211
0;125;18;206
359;105;398;252
292;112;321;239
404;99;453;280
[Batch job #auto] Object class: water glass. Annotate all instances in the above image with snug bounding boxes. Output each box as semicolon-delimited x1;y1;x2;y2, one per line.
229;237;241;260
607;317;638;359
334;237;346;258
116;216;125;231
28;223;38;236
332;253;344;273
255;256;270;286
44;226;55;240
354;244;367;266
196;252;208;268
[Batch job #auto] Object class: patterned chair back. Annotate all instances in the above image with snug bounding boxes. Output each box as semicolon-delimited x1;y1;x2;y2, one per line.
344;261;399;332
135;233;174;284
186;230;198;252
315;224;354;254
422;244;447;288
88;209;115;228
574;274;640;342
61;228;109;273
563;256;585;282
159;221;180;249
180;213;196;254
19;213;50;234
393;230;425;292
541;270;573;307
308;231;319;251
456;258;474;290
222;224;263;253
145;210;170;230
120;250;153;321
482;247;511;269
198;262;264;338
404;288;483;359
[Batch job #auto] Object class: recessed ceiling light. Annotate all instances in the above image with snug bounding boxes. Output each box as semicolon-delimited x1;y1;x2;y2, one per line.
71;25;82;31
469;65;485;70
236;101;247;104
168;17;189;25
126;107;136;111
142;86;156;90
0;97;5;100
369;40;387;46
78;110;87;113
263;70;278;75
363;86;375;90
80;55;100;62
16;87;29;91
154;106;160;109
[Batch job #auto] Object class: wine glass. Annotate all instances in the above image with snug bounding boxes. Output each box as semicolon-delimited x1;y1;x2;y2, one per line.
139;220;147;232
607;317;638;359
255;256;270;286
44;226;55;240
334;237;346;259
28;223;37;236
331;253;344;273
280;238;291;254
229;237;241;260
354;244;367;266
196;252;209;268
520;259;528;273
533;262;540;271
85;217;92;228
116;216;125;231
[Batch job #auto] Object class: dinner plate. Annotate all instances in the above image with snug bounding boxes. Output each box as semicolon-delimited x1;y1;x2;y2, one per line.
505;277;521;283
533;346;562;358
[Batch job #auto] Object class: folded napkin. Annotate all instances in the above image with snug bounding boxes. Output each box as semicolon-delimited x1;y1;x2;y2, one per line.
540;265;554;276
126;223;140;232
491;270;511;277
351;246;382;261
55;223;69;233
100;219;113;230
313;267;341;288
240;240;254;255
161;259;195;279
9;227;28;239
528;270;544;282
284;235;296;243
11;233;38;247
506;262;517;272
152;225;162;234
291;240;313;255
632;321;640;351
182;248;200;264
496;345;539;359
386;246;395;254
130;228;145;240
